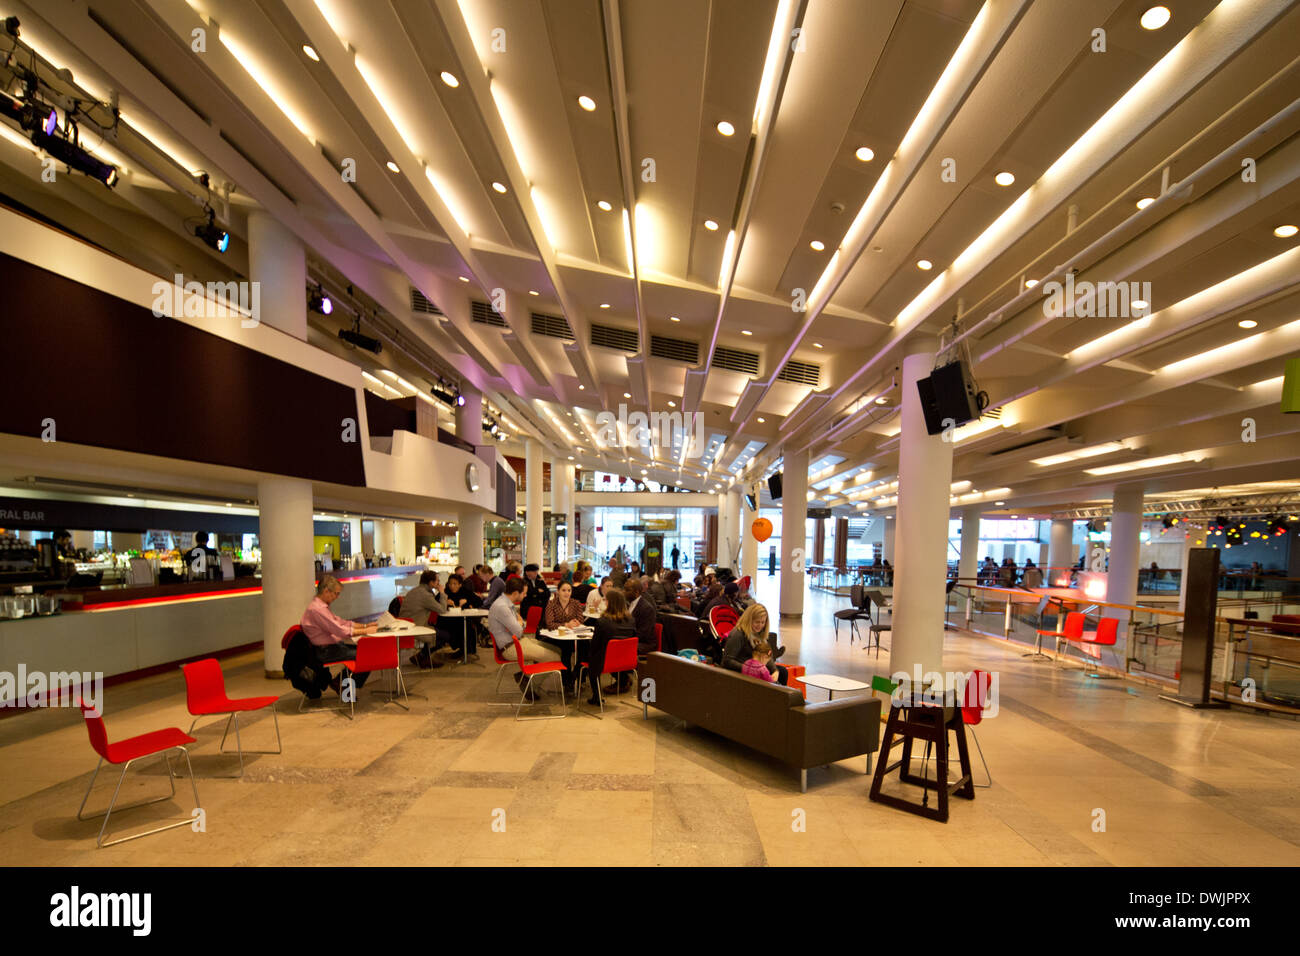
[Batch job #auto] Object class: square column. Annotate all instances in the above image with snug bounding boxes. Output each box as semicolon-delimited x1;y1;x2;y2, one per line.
525;439;544;566
779;448;809;618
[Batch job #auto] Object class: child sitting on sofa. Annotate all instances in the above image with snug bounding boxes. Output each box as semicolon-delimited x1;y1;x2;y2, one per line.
741;642;776;683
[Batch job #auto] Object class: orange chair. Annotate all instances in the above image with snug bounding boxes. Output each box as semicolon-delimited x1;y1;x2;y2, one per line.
341;635;409;718
509;634;567;720
77;699;201;848
785;664;807;700
579;637;639;715
179;658;281;777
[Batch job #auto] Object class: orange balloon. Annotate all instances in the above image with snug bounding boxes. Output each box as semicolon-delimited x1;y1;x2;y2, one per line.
751;517;773;542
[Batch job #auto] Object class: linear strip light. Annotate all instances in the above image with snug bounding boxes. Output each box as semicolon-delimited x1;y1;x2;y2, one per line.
218;32;317;145
1084;452;1203;476
1031;441;1127;467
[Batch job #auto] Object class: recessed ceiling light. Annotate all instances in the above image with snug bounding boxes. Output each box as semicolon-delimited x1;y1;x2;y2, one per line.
916;259;933;270
302;45;320;61
994;171;1015;186
996;501;1005;506
757;417;765;423
704;219;719;231
386;160;400;173
578;95;596;111
458;275;469;282
597;200;613;212
491;181;507;193
1025;278;1039;288
716;120;735;136
578;384;585;390
809;239;825;251
855;146;874;162
813;342;823;349
1140;6;1171;30
1238;319;1258;329
1274;224;1298;238
528;290;539;296
875;397;889;405
669;315;680;322
1136;197;1155;210
741;329;752;336
600;303;610;309
668;401;676;407
641;469;648;475
567;456;574;461
440;71;459;88
623;392;631;398
1132;299;1148;311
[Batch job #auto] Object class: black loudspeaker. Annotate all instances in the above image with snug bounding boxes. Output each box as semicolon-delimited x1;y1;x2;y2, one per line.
916;360;981;435
768;472;783;500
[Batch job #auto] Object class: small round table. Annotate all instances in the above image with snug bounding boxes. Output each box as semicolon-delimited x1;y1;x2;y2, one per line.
798;673;871;701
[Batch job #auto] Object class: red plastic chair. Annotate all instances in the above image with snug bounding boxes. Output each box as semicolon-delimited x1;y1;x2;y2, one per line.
580;637;639;714
342;635;409;719
653;622;663;653
522;605;543;637
961;669;993;788
1049;611;1086;658
282;624;351;712
510;634;567;720
77;699;201;848
708;605;738;642
179;658;281;777
1068;616;1120;677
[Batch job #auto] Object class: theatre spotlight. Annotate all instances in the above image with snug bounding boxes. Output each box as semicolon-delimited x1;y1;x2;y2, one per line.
338;317;382;354
1268;516;1288;537
1161;514;1180;529
1225;526;1244;547
193;208;230;252
455;389;465;407
308;288;333;315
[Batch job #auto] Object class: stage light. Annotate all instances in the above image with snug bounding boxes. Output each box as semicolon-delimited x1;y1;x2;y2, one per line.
455;389;465;407
339;319;382;354
308;289;332;315
194;209;230;252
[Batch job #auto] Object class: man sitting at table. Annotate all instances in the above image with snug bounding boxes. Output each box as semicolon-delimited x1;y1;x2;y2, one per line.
301;575;378;692
489;577;559;698
399;570;447;670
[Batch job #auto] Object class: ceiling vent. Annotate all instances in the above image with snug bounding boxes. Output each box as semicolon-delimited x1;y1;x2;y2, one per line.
471;299;507;328
531;311;573;340
650;335;700;364
712;345;760;376
778;358;820;386
591;323;638;353
410;288;443;315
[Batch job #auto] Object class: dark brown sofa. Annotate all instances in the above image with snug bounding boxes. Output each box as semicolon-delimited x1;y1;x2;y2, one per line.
640;652;880;791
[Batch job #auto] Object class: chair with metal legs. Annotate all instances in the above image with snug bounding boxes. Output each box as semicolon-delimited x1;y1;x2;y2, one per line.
77;699;202;848
575;637;638;716
833;584;872;645
342;635;410;719
179;658;281;777
510;635;567;720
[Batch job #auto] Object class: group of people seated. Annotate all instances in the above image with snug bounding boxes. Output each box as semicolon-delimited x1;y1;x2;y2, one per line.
978;556;1044;588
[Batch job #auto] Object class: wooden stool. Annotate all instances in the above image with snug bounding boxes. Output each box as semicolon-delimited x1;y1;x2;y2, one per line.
869;700;974;822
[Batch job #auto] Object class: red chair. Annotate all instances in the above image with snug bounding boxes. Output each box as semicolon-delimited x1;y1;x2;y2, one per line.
579;637;639;714
179;658;281;777
676;594;692;612
961;669;993;788
1065;616;1120;677
522;605;543;637
708;605;738;642
1049;611;1086;659
653;622;663;653
342;635;409;719
510;634;567;720
282;625;350;712
77;699;201;848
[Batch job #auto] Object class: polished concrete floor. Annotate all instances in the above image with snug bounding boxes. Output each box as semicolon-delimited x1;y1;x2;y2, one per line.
2;579;1297;866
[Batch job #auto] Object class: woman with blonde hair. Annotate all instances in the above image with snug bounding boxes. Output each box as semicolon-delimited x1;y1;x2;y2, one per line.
722;603;788;684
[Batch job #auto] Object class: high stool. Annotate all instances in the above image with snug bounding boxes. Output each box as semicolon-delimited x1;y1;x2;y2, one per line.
869;697;974;823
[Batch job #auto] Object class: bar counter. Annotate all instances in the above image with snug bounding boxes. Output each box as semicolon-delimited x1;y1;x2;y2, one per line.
0;565;424;707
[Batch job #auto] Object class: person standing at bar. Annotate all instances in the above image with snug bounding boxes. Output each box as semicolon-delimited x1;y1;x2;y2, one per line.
186;532;219;581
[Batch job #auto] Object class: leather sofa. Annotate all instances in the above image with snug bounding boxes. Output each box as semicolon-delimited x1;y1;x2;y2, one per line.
640;652;880;791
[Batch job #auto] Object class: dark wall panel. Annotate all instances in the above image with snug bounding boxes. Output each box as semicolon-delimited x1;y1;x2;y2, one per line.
495;464;516;520
1;253;365;485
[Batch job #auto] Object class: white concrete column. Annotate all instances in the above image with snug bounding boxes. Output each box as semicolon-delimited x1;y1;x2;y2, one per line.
374;519;395;557
258;477;315;676
393;521;416;565
889;339;955;680
1106;483;1144;636
525;439;544;567
725;488;743;572
457;383;483;445
779;449;809;618
247;211;307;340
458;510;484;570
716;493;732;568
1048;518;1075;588
344;517;362;568
958;505;981;582
741;496;759;582
561;464;576;564
882;520;896;563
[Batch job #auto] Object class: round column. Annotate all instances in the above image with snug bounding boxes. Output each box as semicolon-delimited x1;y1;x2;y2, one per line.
779;449;809;618
457;383;483;445
889;338;955;680
458;510;485;570
247;211;307;340
1106;483;1144;637
882;520;896;564
1048;518;1075;588
525;439;544;566
958;505;981;583
393;521;416;565
741;492;759;583
716;493;732;568
258;476;315;676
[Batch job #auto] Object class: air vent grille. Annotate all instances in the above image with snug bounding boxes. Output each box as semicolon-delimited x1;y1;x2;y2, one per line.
410;288;443;315
650;335;699;364
712;345;760;376
778;359;820;386
591;323;638;353
471;299;507;328
531;311;573;339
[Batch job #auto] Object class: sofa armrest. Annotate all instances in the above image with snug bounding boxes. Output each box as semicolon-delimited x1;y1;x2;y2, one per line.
787;697;881;769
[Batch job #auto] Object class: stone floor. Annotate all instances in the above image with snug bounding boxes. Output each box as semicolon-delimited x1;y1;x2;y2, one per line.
2;579;1298;866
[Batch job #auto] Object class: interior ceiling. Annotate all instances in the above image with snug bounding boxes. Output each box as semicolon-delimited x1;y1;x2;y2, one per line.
2;0;1299;519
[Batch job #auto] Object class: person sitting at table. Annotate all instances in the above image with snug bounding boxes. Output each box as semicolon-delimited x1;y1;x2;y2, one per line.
741;641;777;684
1021;560;1043;589
467;565;489;597
584;576;612;620
435;574;482;658
453;565;468;579
541;580;586;690
581;588;637;705
624;577;658;657
484;565;507;607
735;575;756;609
488;577;559;700
572;563;594;604
649;569;681;612
722;603;787;685
300;575;379;692
704;581;743;621
400;570;447;670
694;582;723;619
520;563;551;618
